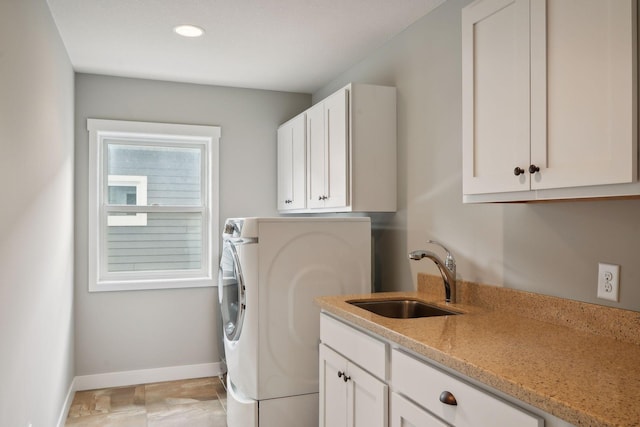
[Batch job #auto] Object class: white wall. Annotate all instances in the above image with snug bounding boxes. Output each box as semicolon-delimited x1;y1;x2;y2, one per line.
315;0;640;312
0;0;75;426
74;73;310;375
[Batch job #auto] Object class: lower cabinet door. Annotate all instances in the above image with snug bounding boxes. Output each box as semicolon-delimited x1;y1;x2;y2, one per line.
320;344;348;427
320;344;388;427
349;361;388;427
391;392;449;427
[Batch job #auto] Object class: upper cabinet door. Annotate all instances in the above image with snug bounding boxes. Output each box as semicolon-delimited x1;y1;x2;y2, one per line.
463;0;637;201
530;0;637;190
277;114;306;210
462;0;532;195
324;88;349;209
307;102;326;209
306;87;349;209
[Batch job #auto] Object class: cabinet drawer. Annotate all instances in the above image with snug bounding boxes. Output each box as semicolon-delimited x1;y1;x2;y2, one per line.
320;313;387;379
391;392;448;427
391;349;542;427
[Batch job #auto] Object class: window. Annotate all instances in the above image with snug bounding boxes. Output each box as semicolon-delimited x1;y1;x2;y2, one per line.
88;119;220;292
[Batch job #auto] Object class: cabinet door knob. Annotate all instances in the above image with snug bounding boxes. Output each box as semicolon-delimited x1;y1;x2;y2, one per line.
337;371;351;382
439;391;457;406
529;164;540;174
513;167;525;176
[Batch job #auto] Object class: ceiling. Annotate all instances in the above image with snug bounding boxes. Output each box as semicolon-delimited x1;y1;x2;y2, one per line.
47;0;446;94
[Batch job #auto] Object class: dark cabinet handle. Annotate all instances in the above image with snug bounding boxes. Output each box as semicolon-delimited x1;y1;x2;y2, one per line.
439;391;457;406
318;195;328;201
529;164;540;174
514;167;525;176
337;371;351;382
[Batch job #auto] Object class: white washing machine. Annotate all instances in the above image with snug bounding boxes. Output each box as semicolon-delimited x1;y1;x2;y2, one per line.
218;217;372;427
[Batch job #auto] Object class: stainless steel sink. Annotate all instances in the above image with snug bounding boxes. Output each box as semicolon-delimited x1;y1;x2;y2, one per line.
347;299;460;319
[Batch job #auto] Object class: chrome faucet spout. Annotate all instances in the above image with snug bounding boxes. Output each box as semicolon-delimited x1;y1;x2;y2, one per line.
408;250;430;260
409;242;456;303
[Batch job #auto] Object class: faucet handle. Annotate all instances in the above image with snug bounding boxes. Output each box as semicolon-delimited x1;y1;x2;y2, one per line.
427;240;456;269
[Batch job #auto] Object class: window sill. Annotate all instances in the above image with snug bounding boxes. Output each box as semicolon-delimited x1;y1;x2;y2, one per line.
89;276;215;292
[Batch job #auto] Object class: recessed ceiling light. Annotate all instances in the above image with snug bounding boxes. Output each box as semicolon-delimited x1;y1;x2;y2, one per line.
173;24;205;38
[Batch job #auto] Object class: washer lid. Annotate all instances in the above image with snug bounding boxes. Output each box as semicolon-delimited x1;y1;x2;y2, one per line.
218;240;246;342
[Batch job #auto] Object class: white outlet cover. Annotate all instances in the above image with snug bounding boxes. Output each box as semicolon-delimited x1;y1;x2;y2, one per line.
597;263;620;302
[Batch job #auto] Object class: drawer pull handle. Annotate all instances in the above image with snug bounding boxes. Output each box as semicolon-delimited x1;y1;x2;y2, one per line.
439;391;457;406
337;371;351;382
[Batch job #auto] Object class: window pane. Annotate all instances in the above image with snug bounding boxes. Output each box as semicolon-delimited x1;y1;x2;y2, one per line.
106;212;202;273
107;142;202;206
109;186;137;204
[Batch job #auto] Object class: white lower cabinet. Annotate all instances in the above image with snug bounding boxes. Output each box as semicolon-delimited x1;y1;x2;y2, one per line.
390;392;448;427
319;344;388;427
319;313;388;427
320;313;549;427
391;349;543;427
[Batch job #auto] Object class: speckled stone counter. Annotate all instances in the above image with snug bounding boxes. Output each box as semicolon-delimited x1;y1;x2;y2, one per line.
316;275;640;427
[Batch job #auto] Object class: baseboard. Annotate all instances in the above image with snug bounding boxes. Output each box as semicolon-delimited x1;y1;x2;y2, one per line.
74;362;225;391
56;377;78;427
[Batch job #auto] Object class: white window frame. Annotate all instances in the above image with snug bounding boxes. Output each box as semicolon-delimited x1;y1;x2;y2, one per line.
87;118;221;292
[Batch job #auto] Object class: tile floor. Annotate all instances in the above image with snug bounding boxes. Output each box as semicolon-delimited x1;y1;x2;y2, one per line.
65;376;227;427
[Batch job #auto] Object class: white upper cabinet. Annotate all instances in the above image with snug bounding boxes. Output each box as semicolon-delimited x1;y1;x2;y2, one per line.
277;113;306;211
462;0;532;195
307;88;349;209
277;83;396;213
462;0;637;202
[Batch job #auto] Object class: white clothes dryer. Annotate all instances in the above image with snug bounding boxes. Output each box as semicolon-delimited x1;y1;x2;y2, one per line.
218;217;372;427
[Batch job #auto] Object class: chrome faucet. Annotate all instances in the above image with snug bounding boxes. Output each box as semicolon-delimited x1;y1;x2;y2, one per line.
409;240;456;303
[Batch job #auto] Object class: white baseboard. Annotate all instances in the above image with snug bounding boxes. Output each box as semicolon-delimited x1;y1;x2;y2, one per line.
56;377;78;427
74;362;225;391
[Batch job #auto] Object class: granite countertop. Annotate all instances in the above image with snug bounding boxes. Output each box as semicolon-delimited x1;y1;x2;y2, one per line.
316;277;640;427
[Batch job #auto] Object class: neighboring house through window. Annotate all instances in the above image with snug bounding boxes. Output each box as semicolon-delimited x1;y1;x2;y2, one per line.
87;119;220;291
107;175;148;226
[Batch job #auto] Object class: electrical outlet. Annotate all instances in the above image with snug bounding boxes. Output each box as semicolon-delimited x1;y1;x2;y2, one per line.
597;263;620;302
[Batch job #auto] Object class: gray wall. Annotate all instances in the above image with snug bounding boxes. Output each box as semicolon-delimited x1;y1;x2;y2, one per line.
315;0;640;312
74;74;310;375
0;0;75;425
